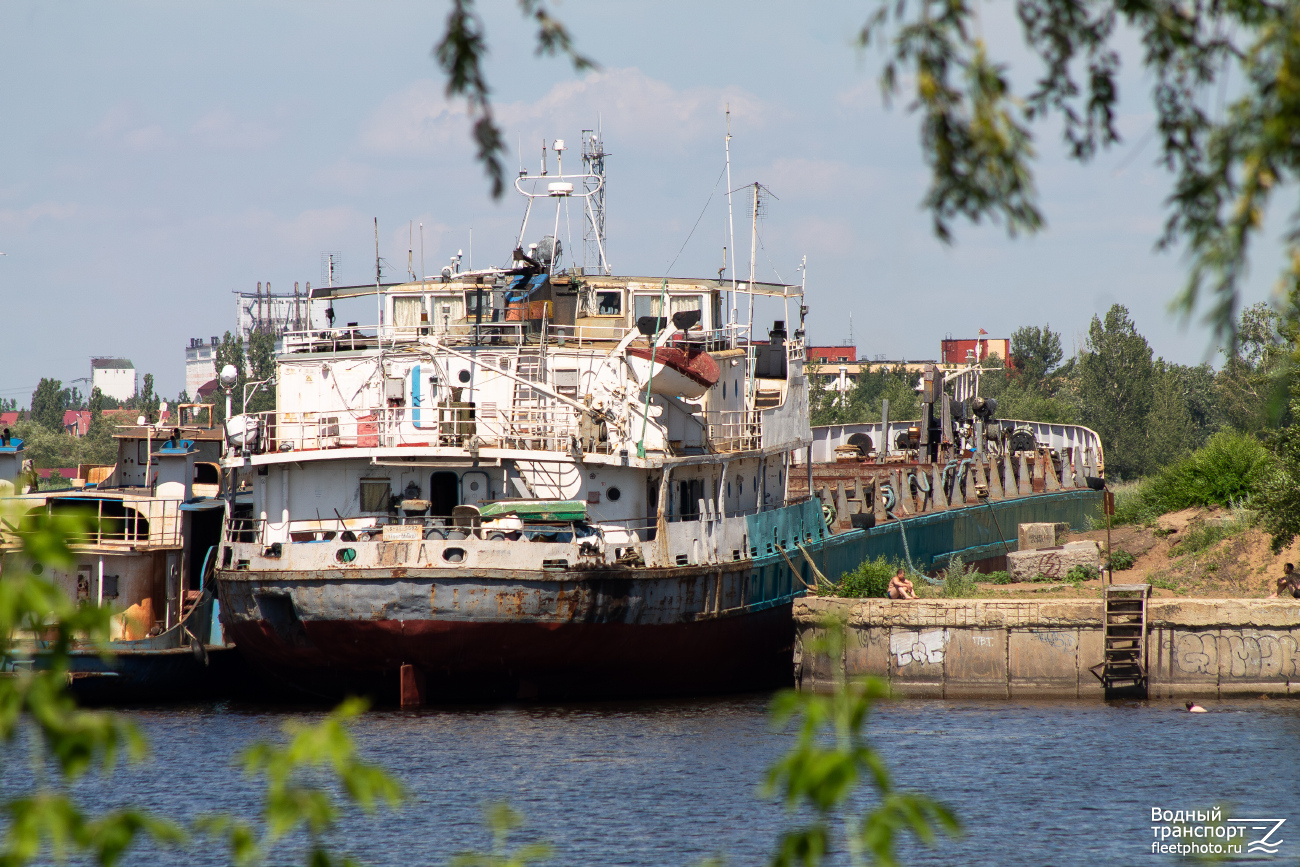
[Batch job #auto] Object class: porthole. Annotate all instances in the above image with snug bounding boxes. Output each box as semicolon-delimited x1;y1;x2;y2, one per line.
458;369;471;383
469;480;480;492
607;486;622;502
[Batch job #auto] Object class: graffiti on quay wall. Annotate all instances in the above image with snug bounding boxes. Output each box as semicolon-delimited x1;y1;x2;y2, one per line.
891;629;950;667
1175;631;1300;680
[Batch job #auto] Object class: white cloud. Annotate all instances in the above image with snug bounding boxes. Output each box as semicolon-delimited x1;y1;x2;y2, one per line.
0;202;78;232
500;68;769;147
757;156;878;199
360;68;770;159
190;108;280;149
360;80;465;156
310;159;380;195
90;104;174;152
224;206;367;251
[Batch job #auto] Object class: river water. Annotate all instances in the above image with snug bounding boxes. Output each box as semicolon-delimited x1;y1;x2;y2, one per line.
6;694;1300;865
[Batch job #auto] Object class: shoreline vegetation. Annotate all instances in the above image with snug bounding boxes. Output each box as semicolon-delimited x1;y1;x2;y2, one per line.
816;301;1300;601
821;430;1300;600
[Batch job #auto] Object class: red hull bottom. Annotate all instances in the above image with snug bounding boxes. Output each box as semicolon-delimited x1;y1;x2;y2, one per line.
224;604;795;703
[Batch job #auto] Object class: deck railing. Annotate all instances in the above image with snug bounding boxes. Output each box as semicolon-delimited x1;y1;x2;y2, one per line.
249;400;603;455
705;410;763;453
0;496;182;549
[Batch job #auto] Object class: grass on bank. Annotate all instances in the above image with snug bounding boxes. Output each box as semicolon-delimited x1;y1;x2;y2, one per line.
1108;431;1274;526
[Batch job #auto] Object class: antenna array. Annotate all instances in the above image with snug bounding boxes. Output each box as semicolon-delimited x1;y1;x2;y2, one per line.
581;127;609;275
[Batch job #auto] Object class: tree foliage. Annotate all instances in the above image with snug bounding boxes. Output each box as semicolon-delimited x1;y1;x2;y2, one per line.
245;329;278;416
1009;325;1062;387
0;501;406;866
0;502;179;866
214;331;247;422
432;0;593;197
139;374;158;425
1077;305;1154;479
1256;404;1300;552
29;379;69;434
766;623;959;866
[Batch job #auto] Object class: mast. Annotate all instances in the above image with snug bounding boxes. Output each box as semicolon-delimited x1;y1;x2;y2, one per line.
582;122;610;275
374;217;383;333
725;107;737;343
747;182;758;337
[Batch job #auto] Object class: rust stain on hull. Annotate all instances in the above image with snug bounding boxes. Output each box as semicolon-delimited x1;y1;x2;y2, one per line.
222;603;794;703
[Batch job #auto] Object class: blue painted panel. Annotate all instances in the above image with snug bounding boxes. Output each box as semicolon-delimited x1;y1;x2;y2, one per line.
808;490;1103;581
411;363;436;429
210;598;224;646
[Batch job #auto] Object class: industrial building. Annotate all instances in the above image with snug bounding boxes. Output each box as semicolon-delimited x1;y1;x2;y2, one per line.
90;358;136;401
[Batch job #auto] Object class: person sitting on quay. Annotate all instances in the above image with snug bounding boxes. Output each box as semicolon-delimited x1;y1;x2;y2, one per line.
888;569;917;600
1268;563;1299;599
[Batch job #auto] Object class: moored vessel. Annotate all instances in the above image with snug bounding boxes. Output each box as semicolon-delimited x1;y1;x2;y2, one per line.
0;412;242;701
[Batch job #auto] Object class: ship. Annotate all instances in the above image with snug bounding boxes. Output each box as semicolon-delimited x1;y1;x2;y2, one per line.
0;410;242;701
212;136;1104;704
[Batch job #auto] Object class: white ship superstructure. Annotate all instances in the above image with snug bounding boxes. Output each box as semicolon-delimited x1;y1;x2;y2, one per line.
215;148;824;702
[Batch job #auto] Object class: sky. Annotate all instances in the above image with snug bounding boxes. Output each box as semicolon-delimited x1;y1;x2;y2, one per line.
0;0;1286;404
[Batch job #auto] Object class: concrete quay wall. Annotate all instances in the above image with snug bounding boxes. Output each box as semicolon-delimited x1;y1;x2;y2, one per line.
794;597;1300;698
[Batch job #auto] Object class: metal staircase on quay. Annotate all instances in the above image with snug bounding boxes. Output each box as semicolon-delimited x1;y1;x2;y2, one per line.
1090;583;1151;696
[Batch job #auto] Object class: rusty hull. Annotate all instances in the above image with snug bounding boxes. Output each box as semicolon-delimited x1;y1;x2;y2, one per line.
217;560;797;702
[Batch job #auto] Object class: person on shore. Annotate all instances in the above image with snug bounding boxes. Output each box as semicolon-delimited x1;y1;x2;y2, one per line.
1185;701;1208;713
1268;563;1299;599
888;569;917;600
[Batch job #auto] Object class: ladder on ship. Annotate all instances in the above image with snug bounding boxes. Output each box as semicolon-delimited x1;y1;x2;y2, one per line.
1091;583;1151;696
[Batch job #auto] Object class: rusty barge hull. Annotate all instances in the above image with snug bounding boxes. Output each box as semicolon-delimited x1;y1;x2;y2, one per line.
217;563;800;702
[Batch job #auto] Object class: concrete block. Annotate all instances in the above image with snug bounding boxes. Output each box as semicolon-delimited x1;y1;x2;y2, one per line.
1218;680;1289;697
1007;541;1101;581
890;681;946;698
844;626;889;679
1148;627;1173;697
889;627;947;682
945;628;1008;696
1169;629;1220;685
1216;628;1292;684
1077;628;1105;696
1017;522;1070;551
1009;628;1079;696
801;626;843;689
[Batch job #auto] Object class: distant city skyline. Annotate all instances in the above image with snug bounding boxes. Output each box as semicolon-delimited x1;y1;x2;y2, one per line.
0;1;1284;404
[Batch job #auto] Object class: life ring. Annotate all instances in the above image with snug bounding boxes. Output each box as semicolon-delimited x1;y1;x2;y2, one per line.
822;502;836;528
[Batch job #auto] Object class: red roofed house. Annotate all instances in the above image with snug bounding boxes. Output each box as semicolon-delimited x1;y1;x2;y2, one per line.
62;410;91;437
0;411;17;429
940;334;1010;365
807;345;857;364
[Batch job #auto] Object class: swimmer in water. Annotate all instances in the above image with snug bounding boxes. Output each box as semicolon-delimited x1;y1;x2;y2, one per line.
1185;701;1207;713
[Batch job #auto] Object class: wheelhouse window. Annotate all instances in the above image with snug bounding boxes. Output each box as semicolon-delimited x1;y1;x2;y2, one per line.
596;291;622;316
634;294;705;327
393;296;425;328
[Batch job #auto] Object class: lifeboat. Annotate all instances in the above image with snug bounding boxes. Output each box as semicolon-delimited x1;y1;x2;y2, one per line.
625;344;720;399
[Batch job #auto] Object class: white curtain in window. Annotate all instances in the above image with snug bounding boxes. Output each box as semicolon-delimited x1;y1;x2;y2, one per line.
669;295;702;320
394;297;425;328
